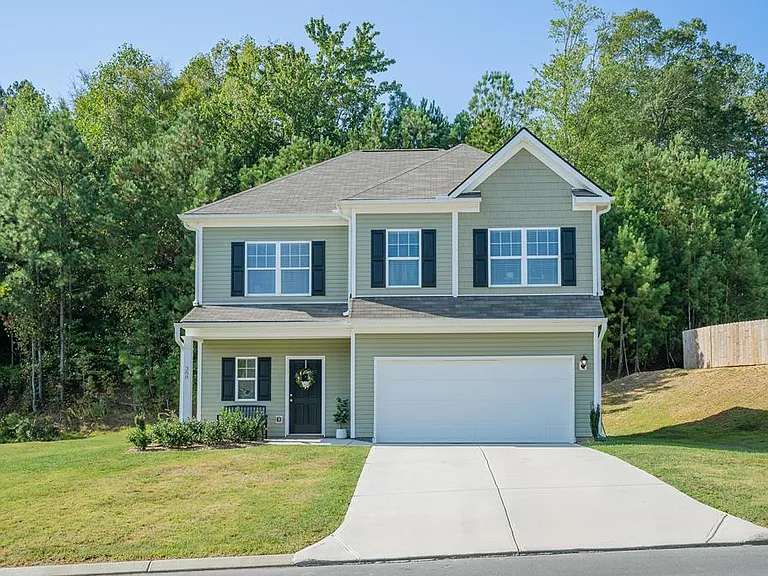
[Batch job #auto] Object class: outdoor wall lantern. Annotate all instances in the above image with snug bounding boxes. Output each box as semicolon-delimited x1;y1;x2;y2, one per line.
579;355;589;371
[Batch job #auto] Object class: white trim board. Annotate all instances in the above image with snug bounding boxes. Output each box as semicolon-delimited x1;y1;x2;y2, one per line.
179;213;348;228
180;317;604;340
284;356;326;437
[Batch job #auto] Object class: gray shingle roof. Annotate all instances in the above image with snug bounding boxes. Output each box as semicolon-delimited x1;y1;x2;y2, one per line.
185;145;489;215
350;296;605;320
180;296;605;324
181;304;348;323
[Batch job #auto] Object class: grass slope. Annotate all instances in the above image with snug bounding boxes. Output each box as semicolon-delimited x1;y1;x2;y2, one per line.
595;365;768;527
0;432;369;567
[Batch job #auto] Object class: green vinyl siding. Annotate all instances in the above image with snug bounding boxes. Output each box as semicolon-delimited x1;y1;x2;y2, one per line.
459;149;593;294
354;332;594;439
356;213;452;295
202;226;348;304
200;338;350;437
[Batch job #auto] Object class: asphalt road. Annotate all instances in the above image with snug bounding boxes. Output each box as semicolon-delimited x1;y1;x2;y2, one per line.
144;545;768;576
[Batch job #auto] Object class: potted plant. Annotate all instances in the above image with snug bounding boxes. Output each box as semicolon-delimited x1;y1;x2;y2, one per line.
333;397;350;439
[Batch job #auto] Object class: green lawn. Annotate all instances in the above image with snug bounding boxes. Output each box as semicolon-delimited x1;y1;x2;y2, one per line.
0;431;369;567
594;365;768;528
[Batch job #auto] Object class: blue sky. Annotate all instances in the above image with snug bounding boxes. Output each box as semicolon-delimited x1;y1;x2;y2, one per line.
1;1;765;117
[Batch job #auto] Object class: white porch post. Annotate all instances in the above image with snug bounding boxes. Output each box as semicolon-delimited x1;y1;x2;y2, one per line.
179;335;194;421
350;332;356;438
196;340;203;421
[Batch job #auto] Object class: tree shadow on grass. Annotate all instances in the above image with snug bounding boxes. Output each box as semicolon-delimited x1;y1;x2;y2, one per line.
603;369;687;406
605;407;768;454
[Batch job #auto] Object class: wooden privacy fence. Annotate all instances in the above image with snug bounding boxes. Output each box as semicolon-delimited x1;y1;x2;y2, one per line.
682;319;768;369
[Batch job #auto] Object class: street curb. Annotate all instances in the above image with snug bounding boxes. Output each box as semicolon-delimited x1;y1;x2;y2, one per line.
0;554;294;576
3;540;766;575
292;538;768;566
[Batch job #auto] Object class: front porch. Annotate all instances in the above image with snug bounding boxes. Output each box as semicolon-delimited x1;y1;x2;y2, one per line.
176;334;351;439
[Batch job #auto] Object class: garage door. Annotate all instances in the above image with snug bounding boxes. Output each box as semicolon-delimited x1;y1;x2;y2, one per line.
374;356;575;443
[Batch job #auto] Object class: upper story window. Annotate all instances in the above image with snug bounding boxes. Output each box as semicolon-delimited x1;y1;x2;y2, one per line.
489;228;559;286
387;230;420;287
246;241;310;295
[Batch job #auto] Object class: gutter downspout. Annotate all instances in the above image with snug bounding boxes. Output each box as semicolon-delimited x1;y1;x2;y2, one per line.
598;318;608;438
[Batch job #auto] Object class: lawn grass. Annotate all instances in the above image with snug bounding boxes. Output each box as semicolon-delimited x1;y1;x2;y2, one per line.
594;365;768;527
0;431;369;567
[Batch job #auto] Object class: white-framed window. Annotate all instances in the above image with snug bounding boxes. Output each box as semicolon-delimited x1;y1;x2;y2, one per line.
387;230;420;287
490;229;523;286
246;241;310;296
489;228;560;286
235;357;257;401
526;228;559;285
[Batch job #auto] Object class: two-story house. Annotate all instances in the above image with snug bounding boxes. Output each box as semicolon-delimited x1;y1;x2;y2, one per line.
174;128;612;443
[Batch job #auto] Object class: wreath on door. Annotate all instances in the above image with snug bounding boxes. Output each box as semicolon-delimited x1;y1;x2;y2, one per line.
295;367;315;390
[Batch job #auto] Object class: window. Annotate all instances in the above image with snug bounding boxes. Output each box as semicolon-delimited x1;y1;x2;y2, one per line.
280;242;310;294
246;241;310;295
490;229;522;286
526;229;559;285
387;230;420;287
489;228;559;286
236;357;257;401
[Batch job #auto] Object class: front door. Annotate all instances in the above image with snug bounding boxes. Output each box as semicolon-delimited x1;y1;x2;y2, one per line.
289;359;323;434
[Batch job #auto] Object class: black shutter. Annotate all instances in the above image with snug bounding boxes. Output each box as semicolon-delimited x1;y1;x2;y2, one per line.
311;241;325;296
257;357;271;401
231;242;245;297
473;229;488;287
221;357;235;401
371;230;386;288
561;227;577;286
421;229;436;288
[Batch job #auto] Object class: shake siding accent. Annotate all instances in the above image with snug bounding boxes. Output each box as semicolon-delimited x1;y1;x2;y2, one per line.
200;339;350;437
354;332;594;438
202;226;348;303
459;149;593;294
356;214;452;295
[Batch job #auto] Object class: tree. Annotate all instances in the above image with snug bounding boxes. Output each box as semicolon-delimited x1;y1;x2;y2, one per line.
74;45;175;164
379;91;452;148
602;225;669;376
239;137;341;188
0;99;98;407
603;137;768;368
526;0;603;165
466;71;526;152
103;113;224;407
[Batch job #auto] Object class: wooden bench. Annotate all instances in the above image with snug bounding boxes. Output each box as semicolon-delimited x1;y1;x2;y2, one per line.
219;405;268;439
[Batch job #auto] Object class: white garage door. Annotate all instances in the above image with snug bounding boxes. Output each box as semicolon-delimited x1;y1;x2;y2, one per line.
374;356;575;443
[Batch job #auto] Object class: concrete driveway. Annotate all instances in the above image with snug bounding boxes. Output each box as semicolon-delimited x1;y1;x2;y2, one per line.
295;445;768;563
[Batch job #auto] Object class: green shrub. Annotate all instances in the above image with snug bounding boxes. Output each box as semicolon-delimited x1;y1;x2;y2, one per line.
135;411;265;450
128;427;151;450
150;417;197;448
0;413;58;443
134;413;146;431
218;409;265;443
201;419;226;446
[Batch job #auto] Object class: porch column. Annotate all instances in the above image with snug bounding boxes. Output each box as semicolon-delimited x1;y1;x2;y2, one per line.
179;335;194;421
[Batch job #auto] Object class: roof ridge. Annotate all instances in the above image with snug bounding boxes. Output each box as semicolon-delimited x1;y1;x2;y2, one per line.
357;148;442;152
343;146;458;201
185;149;359;215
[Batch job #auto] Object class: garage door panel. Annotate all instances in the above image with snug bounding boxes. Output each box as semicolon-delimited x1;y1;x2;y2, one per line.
375;357;574;443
